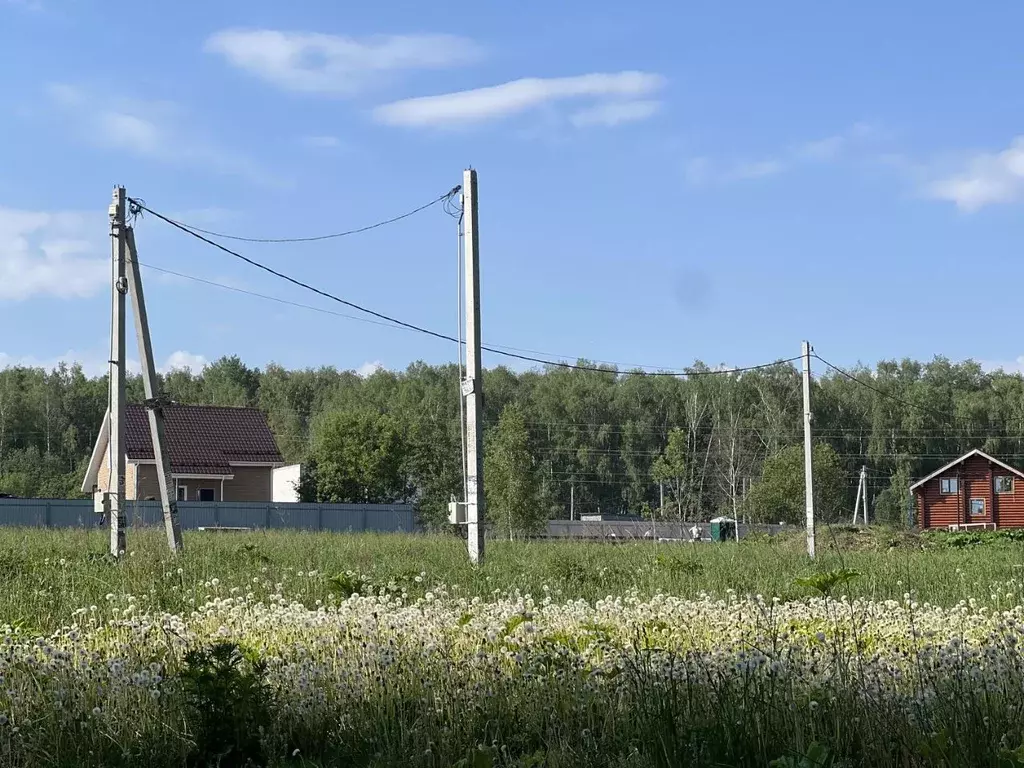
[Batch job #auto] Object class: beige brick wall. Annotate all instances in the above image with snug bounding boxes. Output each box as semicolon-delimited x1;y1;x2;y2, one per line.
136;465;161;501
93;452;137;499
95;450;109;494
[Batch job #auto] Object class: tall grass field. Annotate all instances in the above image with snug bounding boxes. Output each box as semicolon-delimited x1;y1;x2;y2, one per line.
2;526;1024;766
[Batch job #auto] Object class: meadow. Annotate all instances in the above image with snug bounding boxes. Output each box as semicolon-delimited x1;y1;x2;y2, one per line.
3;527;1024;766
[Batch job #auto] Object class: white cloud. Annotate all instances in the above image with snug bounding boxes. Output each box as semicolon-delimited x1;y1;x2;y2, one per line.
374;71;665;128
161;350;208;373
926;137;1024;211
979;356;1024;375
0;350;108;377
96;111;163;155
356;360;383;377
797;135;846;162
206;30;481;95
684;157;711;186
0;208;106;300
570;99;661;128
686;122;876;186
729;159;786;180
46;83;276;185
301;135;342;148
0;349;207;377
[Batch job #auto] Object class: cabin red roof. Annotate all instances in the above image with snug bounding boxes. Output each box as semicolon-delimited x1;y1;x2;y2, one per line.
125;404;283;475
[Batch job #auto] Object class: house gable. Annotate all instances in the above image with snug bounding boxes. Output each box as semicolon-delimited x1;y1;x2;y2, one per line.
909;449;1024;493
82;404;283;494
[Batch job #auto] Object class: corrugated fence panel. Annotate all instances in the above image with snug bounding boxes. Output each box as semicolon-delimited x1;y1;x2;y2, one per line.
321;507;364;532
267;505;321;531
0;499;414;533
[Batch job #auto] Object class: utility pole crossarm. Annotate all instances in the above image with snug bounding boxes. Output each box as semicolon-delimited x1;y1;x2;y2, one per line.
124;227;184;553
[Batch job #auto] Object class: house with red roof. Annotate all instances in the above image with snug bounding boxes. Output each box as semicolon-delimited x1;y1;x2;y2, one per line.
81;404;284;503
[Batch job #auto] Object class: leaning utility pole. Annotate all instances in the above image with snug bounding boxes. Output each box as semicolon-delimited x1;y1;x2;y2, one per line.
802;341;815;558
108;187;128;557
125;228;184;553
462;169;485;564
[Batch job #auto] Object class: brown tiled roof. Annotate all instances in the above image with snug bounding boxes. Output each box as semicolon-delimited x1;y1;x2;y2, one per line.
125;404;283;475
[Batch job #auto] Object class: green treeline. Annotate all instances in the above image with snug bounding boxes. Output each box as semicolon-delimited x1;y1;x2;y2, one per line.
1;355;1021;530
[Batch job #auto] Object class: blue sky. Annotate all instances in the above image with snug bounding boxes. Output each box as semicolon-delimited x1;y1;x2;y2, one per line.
2;0;1024;378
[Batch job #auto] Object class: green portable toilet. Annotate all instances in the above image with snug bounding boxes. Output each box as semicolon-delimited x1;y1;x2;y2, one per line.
709;516;736;542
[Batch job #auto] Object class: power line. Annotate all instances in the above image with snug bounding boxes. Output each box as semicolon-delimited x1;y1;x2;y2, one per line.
129;198;799;378
136;262;408;333
813;353;958;427
131;188;460;244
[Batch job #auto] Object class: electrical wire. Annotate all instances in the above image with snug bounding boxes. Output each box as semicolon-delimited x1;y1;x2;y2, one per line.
128;198;800;378
135;262;408;333
813;352;959;427
131;188;460;244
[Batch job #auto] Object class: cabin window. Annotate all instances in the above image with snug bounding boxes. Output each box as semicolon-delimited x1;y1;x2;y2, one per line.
940;478;959;495
996;476;1015;494
198;488;215;502
970;498;986;517
176;485;187;502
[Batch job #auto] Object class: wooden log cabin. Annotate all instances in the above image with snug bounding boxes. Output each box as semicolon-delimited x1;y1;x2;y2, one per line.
911;449;1024;530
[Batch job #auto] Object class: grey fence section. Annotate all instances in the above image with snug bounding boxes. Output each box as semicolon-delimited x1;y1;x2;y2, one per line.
0;499;415;533
543;520;789;540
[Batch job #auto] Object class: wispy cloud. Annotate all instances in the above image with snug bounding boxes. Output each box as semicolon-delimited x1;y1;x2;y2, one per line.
161;350;208;373
0;208;106;300
729;159;786;180
0;350;107;377
300;135;343;149
374;72;665;128
356;360;383;377
0;348;207;377
686;122;877;186
925;137;1024;211
979;356;1024;375
206;30;481;95
2;0;43;10
46;83;277;185
570;99;661;128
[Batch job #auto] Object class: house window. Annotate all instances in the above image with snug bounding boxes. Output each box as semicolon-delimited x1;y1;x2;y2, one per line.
970;498;986;517
940;478;959;495
996;476;1015;494
198;488;215;502
176;485;187;502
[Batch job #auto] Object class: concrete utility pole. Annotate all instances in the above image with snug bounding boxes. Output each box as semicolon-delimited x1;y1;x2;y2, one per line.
125;228;184;553
108;187;127;557
462;169;485;564
852;465;869;525
802;341;815;558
